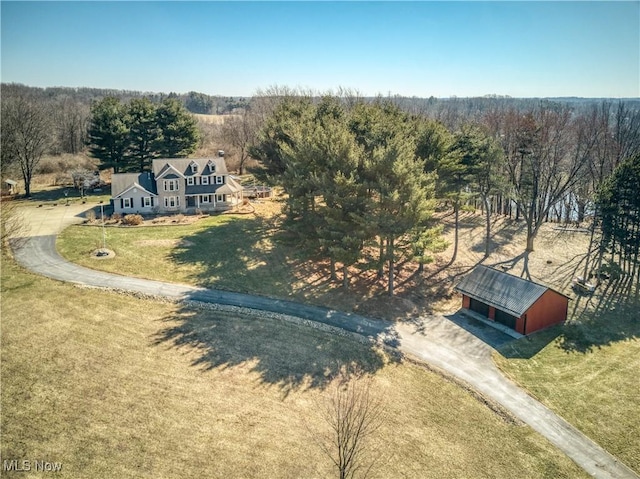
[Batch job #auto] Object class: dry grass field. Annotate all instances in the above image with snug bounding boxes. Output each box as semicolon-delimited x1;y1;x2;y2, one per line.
1;259;587;478
194;113;240;125
54;201;640;475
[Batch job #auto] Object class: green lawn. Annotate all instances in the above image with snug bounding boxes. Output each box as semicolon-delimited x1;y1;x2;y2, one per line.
1;259;587;478
494;290;640;474
57;214;303;298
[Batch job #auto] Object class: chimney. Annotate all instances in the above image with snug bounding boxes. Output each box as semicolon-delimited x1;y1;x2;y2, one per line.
218;150;225;158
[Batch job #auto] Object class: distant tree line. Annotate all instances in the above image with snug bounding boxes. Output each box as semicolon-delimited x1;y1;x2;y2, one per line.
2;82;639;288
1;83;249;116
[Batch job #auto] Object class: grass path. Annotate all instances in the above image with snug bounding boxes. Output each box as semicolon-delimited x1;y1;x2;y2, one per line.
1;259;587;478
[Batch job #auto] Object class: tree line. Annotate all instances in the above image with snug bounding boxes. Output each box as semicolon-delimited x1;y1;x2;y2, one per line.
248;91;640;292
2;82;638;287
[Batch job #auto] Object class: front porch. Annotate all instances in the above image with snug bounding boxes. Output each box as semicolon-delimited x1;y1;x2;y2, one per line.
184;191;241;212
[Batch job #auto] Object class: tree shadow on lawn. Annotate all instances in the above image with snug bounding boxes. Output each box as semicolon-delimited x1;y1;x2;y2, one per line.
22;185;111;203
499;278;639;359
169;213;386;317
468;216;527;255
169;214;301;299
152;302;398;397
557;276;640;354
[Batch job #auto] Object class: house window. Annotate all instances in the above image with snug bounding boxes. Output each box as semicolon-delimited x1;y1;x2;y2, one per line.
192;163;198;173
164;196;180;208
122;198;132;208
202;176;209;185
143;197;152;207
163;179;179;191
201;195;210;204
216;194;226;202
216;175;223;184
187;177;194;186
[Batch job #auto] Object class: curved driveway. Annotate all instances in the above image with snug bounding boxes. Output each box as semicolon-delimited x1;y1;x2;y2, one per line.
10;203;638;479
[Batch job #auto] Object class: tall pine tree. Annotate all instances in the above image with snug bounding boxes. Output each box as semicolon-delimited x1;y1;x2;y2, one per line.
87;97;129;173
156;98;199;157
127;98;162;171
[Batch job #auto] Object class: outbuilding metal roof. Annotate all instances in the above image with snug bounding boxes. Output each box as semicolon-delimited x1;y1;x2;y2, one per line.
454;266;552;317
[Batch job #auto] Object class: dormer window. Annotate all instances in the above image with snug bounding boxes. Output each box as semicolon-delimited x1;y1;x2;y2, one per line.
191;162;198;174
208;160;216;173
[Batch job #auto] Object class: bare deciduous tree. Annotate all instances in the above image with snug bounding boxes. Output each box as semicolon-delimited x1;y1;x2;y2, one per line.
0;198;27;250
1;94;52;196
221;108;259;175
317;369;384;479
499;106;591;252
54;98;90;155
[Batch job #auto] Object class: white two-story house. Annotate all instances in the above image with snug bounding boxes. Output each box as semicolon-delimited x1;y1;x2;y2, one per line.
111;154;243;215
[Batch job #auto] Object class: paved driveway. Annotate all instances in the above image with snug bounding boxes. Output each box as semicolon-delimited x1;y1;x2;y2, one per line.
16;201;91;236
9;202;639;479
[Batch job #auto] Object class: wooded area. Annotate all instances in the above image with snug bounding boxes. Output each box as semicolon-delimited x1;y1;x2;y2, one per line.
2;83;639;292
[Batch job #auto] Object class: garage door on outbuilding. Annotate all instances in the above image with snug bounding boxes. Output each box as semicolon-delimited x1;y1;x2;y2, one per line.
455;266;569;335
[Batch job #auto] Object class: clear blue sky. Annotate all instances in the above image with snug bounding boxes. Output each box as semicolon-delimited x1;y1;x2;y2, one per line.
2;1;639;98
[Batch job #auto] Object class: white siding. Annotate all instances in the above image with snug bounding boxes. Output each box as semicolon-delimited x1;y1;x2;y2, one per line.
113;188;157;215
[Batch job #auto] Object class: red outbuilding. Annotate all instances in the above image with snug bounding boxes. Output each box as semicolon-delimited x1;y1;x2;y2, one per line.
455;265;569;335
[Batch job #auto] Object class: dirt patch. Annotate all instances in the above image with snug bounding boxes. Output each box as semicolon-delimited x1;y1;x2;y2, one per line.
282;210;592;321
356;296;419;320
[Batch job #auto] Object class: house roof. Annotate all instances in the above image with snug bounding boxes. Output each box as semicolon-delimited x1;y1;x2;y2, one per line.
111;172;157;197
185;185;223;195
184;177;242;196
454;265;563;317
226;176;243;193
152;157;229;177
155;163;185;180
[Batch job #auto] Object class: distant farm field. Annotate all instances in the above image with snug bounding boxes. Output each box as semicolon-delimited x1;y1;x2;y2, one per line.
1;259;587;478
194;113;240;125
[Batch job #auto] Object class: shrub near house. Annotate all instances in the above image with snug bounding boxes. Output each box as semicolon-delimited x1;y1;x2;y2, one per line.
111;153;243;215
